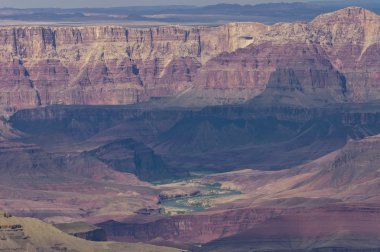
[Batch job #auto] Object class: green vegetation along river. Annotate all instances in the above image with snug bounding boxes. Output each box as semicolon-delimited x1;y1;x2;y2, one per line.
158;183;241;215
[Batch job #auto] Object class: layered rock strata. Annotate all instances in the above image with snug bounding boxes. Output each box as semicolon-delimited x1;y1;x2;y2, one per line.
0;7;379;109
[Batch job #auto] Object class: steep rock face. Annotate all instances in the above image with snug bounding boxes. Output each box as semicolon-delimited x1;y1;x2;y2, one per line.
310;8;380;101
0;23;262;109
196;42;348;106
186;7;380;106
1;7;380;109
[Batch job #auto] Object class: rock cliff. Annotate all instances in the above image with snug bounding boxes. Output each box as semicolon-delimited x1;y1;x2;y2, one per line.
0;7;380;109
0;23;262;109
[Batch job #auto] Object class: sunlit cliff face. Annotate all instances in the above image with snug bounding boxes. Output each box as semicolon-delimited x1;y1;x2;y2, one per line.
0;7;377;111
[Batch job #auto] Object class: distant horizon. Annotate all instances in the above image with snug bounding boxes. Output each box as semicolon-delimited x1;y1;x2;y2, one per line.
0;1;376;10
0;0;328;9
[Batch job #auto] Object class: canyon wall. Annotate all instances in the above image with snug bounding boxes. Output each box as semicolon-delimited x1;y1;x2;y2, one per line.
0;23;263;109
0;7;379;110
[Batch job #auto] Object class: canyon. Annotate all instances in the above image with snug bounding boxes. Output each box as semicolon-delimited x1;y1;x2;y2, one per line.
2;5;380;252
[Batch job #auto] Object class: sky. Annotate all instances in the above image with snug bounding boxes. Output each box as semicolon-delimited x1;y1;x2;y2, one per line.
0;0;313;8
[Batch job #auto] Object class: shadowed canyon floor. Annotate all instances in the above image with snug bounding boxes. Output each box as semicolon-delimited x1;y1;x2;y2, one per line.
4;103;380;251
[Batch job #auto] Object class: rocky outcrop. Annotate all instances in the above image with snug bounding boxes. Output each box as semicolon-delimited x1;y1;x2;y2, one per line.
54;222;107;241
0;7;380;109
